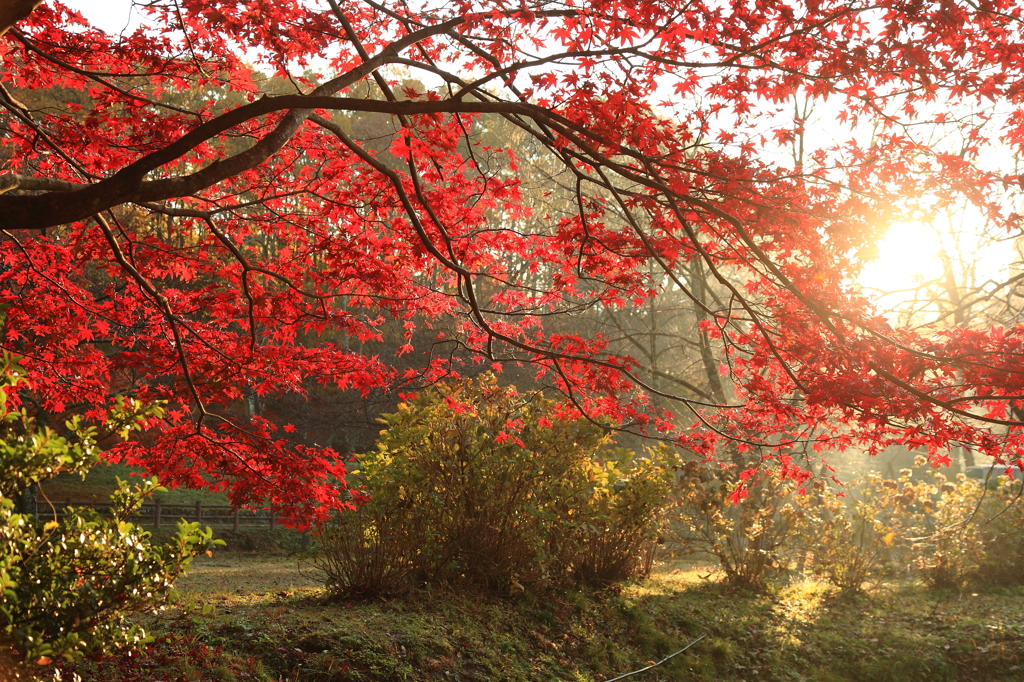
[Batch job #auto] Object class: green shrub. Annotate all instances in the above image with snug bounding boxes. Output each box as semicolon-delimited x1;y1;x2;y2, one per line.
792;473;908;592
793;460;1021;592
0;353;219;674
903;468;987;589
572;453;669;585
311;503;420;597
311;375;671;596
973;475;1024;586
665;459;804;590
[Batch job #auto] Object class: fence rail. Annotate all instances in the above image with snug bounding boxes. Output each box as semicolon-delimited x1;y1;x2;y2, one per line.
34;499;278;531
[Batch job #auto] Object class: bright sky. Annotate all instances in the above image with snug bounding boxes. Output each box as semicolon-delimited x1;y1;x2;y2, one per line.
859;221;945;294
857;207;1017;317
65;0;141;34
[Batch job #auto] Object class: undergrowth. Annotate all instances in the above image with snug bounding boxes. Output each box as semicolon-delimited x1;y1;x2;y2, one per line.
55;557;1024;682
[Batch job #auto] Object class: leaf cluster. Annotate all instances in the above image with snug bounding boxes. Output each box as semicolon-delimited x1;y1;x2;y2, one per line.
0;354;221;672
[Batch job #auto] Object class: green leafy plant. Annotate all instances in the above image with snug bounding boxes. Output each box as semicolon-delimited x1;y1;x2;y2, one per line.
572;452;671;585
312;375;672;596
901;467;987;590
792;473;908;592
973;475;1024;586
665;460;805;590
793;460;1020;592
0;352;221;673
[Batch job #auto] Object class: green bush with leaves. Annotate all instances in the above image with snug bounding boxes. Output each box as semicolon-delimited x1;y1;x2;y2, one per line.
312;375;672;596
899;467;987;589
973;474;1024;586
571;452;670;585
792;473;909;592
0;352;219;674
816;464;987;590
665;460;805;590
792;460;1024;592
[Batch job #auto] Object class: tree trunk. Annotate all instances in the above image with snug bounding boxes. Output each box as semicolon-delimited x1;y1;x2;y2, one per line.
0;0;43;37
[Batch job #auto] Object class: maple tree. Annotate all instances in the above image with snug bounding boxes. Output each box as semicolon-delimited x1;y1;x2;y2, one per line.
3;0;1024;520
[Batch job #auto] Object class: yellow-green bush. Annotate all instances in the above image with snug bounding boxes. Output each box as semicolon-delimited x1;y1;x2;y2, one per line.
793;460;1023;591
793;472;913;592
665;460;805;590
312;375;672;596
902;468;987;589
973;475;1024;586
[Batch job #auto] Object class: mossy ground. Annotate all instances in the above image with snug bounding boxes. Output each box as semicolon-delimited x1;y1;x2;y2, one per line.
56;555;1024;682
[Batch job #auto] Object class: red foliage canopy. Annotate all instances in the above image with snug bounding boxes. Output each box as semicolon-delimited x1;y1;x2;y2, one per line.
3;0;1024;520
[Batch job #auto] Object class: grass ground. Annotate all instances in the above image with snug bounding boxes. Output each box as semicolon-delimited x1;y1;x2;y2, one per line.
59;554;1024;682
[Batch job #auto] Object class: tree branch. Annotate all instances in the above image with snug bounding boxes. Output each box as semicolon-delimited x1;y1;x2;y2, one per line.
0;0;42;38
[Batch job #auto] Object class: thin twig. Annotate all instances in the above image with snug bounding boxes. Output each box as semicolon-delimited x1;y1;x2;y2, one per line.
602;633;707;682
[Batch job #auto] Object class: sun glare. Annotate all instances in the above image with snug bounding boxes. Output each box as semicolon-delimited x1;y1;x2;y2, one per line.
857;206;1016;319
858;221;945;297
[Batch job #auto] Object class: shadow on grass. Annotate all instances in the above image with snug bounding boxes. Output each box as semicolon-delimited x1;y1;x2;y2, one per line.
57;562;1024;682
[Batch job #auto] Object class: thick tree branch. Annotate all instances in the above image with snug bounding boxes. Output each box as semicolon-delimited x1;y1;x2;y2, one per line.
0;98;554;229
0;175;82;194
0;0;41;37
0;19;464;230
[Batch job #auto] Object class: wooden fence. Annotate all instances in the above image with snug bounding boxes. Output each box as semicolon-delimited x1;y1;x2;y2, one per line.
36;499;278;531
